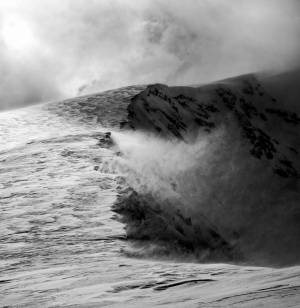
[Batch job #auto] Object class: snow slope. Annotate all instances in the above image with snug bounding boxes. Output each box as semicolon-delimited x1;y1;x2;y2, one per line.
1;78;300;307
126;74;300;178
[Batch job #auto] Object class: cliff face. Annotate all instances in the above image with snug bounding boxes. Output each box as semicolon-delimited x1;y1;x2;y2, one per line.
125;74;300;180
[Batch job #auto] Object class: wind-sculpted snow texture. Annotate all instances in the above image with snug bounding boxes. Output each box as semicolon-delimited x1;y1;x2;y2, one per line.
46;84;146;129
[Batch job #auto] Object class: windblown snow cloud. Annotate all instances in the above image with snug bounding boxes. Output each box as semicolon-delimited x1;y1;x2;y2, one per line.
0;0;300;109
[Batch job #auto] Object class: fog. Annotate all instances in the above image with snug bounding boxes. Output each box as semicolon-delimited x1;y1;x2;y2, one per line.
0;0;300;110
112;128;300;266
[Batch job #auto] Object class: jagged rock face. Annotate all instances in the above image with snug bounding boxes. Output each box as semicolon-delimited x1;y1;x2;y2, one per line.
125;74;300;180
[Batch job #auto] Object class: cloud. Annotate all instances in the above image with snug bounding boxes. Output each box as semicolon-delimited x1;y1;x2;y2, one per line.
0;0;300;110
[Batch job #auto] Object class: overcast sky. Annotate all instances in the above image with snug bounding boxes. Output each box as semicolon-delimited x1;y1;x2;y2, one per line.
0;0;300;110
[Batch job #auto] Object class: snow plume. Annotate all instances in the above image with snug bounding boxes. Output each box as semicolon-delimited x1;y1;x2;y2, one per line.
112;129;300;267
1;0;300;110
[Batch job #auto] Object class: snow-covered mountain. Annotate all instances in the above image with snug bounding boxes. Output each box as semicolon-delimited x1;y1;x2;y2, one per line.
116;74;300;267
1;73;300;307
125;74;300;179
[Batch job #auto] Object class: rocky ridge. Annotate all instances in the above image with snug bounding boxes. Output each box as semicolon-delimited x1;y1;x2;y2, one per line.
123;74;300;180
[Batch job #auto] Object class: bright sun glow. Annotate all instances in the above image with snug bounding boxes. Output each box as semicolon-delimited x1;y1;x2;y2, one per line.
2;16;35;51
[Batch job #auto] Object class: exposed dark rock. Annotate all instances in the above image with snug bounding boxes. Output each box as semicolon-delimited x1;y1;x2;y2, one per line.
205;103;219;113
273;167;289;178
242;80;255;95
112;186;237;260
155;125;163;133
265;108;300;125
260;113;267;121
289;147;298;154
216;88;237;110
97;132;114;148
194;117;215;128
120;120;129;129
235;110;276;160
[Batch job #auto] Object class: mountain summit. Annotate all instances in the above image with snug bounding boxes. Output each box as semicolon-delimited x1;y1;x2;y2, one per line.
115;74;300;266
125;74;300;180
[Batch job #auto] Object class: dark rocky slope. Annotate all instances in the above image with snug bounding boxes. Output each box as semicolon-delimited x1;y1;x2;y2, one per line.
116;74;300;266
124;74;300;180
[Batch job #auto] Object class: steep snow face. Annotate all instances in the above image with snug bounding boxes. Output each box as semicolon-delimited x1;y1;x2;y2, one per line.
118;74;300;266
126;74;300;180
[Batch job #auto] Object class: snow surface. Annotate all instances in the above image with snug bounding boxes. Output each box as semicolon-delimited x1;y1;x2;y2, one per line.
1;82;300;307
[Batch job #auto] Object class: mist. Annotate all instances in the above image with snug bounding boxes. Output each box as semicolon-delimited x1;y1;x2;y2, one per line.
111;128;300;266
0;0;300;110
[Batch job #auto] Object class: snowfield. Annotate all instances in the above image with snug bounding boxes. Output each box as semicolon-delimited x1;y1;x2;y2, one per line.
1;77;300;307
